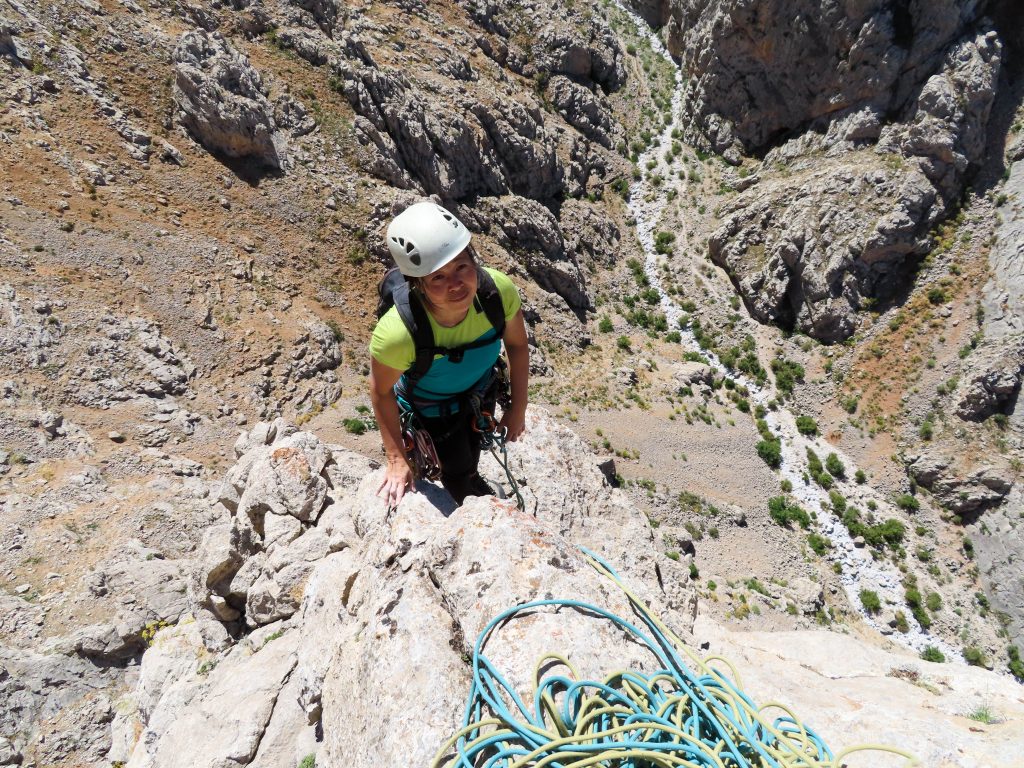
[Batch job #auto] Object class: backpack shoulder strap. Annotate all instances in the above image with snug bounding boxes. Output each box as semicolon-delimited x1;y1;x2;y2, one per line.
391;281;435;381
474;267;506;339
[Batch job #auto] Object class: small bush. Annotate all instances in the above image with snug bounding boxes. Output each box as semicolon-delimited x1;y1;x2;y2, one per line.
807;533;830;556
927;286;947;305
824;452;845;478
855;469;867;484
757;439;782;468
771;358;805;397
654;231;676;255
616;335;631;351
926;592;942;612
920;646;945;663
1008;646;1024;682
598;316;613;333
768;496;810;529
963;647;986;667
795;415;818;436
343;418;368;435
895;493;920;512
859;589;882;614
894;611;910;633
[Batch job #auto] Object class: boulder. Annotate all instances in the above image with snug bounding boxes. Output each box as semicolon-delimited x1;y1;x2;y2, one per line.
955;339;1024;420
173;30;286;169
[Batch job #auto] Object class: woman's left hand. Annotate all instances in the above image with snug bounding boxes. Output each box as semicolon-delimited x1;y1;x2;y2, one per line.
499;409;526;442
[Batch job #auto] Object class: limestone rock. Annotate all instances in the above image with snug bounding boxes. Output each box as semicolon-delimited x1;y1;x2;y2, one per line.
469;195;589;310
173;30;286;169
547;75;619;149
909;454;1014;515
954;338;1024;420
675;0;988;155
694;5;1001;341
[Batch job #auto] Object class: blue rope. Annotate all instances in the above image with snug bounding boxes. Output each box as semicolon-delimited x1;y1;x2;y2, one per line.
434;549;841;768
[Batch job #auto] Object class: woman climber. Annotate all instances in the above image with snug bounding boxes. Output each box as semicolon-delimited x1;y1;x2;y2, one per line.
368;200;530;508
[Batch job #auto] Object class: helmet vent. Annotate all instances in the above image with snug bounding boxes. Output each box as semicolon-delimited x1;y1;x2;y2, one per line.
409;252;421;266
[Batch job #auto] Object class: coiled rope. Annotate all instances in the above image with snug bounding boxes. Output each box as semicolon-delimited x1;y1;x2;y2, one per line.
432;548;919;768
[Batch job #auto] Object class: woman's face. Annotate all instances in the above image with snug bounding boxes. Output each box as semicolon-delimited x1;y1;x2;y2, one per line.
420;251;477;314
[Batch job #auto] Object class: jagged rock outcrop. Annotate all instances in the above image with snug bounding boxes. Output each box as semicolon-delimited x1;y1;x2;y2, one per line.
465;195;591;311
955;340;1024;420
704;13;1002;340
339;62;567;200
675;0;990;157
111;412;1024;766
119;412;695;765
0;646;121;768
173;29;287;169
462;0;625;92
907;452;1013;515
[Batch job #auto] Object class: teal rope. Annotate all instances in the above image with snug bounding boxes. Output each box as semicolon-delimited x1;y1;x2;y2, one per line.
433;549;919;768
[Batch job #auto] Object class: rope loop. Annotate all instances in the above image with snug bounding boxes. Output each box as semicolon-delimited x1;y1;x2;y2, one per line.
432;549;921;768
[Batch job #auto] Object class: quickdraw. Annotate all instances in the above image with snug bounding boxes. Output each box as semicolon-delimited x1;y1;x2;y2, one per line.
400;410;442;481
469;396;526;512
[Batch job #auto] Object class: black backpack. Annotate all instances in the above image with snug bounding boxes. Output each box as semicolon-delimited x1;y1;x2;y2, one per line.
376;266;506;382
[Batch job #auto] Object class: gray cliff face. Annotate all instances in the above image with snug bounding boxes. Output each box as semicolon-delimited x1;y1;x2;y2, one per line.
675;0;988;157
694;5;1004;340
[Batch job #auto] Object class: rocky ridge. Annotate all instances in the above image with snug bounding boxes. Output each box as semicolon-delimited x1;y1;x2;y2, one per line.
90;416;1024;766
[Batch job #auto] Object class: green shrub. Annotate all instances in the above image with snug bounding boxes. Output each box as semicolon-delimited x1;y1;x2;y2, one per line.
963;647;986;667
854;469;867;484
795;415;818;436
827;491;845;515
920;646;945;663
757;439;782;468
895;493;920;512
807;533;830;556
768;496;810;529
598;316;613;333
616;335;631;351
859;589;882;614
342;418;367;435
926;592;942;612
654;231;676;255
927;286;947;305
894;611;909;633
298;754;316;768
824;452;845;478
771;358;805;397
1008;646;1024;682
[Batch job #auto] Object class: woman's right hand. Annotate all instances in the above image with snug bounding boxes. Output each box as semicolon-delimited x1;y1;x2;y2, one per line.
377;456;414;508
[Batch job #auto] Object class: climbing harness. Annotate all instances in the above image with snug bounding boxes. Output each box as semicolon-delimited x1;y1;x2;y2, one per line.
432;548;920;768
469;392;525;512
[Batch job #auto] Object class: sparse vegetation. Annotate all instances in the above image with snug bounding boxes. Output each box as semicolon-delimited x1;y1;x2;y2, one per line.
859;589;881;614
768;496;810;529
795;415;818;436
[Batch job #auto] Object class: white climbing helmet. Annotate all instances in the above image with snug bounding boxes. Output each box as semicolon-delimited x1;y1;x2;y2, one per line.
385;201;472;277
